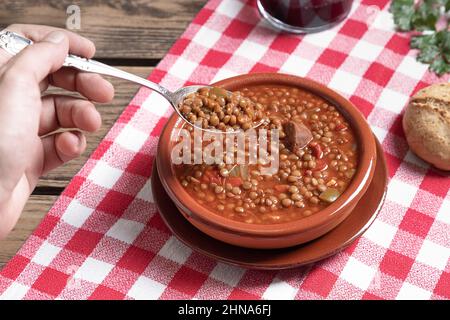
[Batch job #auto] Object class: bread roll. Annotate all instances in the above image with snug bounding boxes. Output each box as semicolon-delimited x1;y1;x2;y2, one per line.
403;83;450;170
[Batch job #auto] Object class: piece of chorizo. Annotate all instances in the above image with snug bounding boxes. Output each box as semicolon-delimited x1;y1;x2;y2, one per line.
283;121;313;152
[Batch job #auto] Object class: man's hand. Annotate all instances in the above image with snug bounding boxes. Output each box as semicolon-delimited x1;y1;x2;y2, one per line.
0;24;114;239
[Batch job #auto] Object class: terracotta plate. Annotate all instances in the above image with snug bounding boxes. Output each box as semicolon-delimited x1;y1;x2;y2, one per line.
151;138;388;270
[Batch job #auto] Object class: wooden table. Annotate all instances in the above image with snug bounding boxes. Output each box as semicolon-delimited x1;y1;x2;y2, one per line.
0;0;206;268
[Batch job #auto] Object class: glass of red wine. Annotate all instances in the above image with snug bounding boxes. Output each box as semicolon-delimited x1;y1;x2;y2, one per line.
257;0;354;33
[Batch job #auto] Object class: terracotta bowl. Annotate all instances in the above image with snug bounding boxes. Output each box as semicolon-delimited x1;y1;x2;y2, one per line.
156;73;377;249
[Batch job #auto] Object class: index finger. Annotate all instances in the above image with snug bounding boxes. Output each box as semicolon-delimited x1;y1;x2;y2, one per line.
5;24;96;58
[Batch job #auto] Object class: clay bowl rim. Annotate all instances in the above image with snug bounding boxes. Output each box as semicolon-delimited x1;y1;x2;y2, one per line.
157;73;377;237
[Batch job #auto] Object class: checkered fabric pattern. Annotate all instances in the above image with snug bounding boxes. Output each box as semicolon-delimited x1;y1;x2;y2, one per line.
0;0;449;300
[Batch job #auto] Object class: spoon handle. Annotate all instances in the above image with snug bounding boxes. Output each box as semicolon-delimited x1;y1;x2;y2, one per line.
63;54;173;100
0;30;174;102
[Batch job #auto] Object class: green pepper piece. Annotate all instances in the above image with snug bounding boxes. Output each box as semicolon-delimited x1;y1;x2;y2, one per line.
239;165;249;180
345;169;356;179
210;87;229;99
319;188;341;203
229;165;240;177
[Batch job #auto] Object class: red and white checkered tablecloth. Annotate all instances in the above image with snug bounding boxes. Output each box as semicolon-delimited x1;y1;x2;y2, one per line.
0;0;449;300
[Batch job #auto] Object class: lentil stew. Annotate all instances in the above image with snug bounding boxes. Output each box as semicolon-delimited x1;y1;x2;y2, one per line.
174;84;358;224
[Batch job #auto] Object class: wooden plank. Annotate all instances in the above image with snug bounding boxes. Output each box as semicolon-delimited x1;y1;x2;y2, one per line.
0;0;206;60
36;66;153;189
0;196;57;269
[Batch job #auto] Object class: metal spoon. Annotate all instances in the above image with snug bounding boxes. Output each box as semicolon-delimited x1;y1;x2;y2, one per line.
0;30;263;132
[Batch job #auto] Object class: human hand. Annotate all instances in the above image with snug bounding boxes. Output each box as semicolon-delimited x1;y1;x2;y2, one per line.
0;24;114;239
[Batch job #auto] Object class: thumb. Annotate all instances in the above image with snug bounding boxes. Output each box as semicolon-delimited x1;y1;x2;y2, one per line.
3;31;69;82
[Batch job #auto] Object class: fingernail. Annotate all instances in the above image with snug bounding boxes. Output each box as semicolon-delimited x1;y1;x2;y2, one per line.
44;31;66;44
74;131;83;145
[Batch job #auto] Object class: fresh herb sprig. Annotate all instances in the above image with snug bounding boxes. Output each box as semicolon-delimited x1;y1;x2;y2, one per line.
390;0;450;75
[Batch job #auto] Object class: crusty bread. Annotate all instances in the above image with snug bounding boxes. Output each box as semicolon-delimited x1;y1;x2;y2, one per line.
403;83;450;171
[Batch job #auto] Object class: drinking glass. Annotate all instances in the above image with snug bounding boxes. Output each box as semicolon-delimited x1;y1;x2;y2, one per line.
257;0;354;33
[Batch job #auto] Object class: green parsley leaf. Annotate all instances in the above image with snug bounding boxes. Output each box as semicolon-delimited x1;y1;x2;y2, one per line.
411;31;450;76
411;33;439;62
430;55;450;74
441;30;450;55
412;1;440;31
390;0;415;31
391;0;450;76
